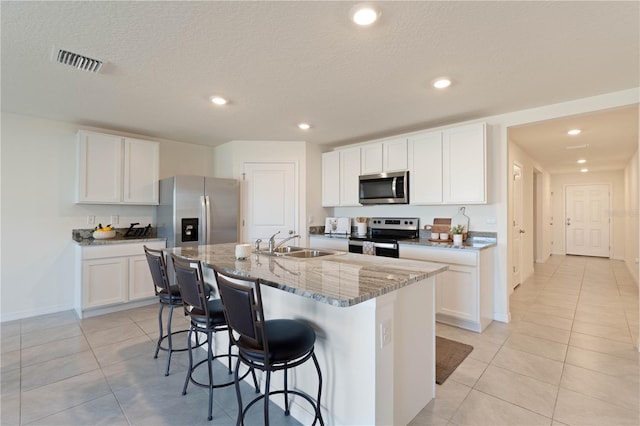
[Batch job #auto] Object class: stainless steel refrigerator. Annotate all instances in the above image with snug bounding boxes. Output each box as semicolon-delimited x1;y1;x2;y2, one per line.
156;176;239;248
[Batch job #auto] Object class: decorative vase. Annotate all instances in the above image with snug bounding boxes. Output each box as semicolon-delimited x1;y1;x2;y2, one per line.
453;234;463;244
356;222;367;236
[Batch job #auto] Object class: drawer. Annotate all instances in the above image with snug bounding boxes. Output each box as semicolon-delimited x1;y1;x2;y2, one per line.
399;245;477;266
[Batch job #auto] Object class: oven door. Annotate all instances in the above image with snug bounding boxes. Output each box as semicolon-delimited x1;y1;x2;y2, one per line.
348;240;399;258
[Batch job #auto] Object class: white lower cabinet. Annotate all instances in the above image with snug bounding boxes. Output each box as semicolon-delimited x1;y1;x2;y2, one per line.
75;240;166;318
400;244;494;332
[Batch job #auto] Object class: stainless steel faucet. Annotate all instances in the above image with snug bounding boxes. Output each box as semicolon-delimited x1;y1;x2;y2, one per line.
267;230;301;253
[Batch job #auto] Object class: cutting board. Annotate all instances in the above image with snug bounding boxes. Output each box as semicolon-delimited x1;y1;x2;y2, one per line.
452;207;470;234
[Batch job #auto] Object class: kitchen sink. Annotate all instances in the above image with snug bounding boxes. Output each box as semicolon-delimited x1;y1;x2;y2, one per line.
256;247;341;258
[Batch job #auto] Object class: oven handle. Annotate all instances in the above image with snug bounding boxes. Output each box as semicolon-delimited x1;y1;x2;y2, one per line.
348;240;398;250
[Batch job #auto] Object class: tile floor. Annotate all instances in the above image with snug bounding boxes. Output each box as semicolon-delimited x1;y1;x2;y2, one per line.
410;255;639;426
1;255;638;425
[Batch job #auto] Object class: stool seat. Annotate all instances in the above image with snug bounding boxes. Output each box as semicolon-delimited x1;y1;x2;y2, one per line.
241;319;316;364
188;299;226;327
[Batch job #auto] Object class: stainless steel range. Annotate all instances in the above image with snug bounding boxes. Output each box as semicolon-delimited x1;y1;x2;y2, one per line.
348;217;419;258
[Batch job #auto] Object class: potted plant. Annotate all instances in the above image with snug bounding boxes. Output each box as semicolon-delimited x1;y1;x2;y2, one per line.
450;224;465;244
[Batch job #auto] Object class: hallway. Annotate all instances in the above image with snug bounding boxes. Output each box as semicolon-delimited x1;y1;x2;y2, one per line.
411;255;639;425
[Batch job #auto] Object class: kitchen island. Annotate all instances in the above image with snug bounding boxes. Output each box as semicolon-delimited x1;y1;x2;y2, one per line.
165;243;448;426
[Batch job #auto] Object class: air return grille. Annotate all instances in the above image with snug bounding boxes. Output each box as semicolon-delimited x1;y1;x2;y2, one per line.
55;49;103;73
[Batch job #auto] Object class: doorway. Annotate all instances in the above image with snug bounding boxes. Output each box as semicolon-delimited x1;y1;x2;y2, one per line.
565;184;611;257
511;162;524;290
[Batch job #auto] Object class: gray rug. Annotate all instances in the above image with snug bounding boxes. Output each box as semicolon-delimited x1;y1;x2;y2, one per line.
435;336;474;385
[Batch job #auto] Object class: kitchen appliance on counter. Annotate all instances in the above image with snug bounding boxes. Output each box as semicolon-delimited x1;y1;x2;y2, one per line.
348;217;419;258
156;176;239;248
359;171;409;204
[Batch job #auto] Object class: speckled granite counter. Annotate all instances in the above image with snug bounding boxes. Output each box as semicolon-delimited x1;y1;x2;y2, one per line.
399;236;496;250
165;242;447;307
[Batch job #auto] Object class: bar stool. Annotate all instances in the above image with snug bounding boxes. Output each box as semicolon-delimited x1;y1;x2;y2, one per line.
213;266;324;426
144;245;190;376
171;254;258;421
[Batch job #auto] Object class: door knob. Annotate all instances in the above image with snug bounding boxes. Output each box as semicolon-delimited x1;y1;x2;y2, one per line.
519;229;525;234
566;218;571;226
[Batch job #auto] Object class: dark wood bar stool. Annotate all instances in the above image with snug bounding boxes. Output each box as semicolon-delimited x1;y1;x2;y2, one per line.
213;266;324;426
143;245;190;376
171;254;258;421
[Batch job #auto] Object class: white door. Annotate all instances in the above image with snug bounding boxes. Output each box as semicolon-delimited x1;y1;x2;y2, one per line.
243;162;298;246
511;163;524;290
565;184;610;257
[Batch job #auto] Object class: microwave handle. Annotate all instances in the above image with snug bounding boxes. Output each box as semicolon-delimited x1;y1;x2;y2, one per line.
391;177;397;198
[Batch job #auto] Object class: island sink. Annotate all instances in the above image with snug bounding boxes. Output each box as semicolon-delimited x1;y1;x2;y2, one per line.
256;246;341;258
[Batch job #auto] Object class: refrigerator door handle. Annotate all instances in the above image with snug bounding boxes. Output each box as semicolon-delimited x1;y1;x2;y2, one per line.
200;195;207;245
205;195;212;245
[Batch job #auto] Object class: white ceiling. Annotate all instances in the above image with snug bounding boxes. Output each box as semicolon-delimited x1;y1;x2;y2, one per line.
1;1;639;171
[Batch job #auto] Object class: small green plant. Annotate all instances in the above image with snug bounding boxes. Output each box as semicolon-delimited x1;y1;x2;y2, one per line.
451;224;465;234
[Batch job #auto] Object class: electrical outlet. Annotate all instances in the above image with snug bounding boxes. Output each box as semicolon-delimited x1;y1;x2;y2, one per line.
110;215;119;225
87;215;95;225
379;319;392;348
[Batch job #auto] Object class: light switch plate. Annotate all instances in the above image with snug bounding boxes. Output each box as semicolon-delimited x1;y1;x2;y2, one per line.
87;215;95;225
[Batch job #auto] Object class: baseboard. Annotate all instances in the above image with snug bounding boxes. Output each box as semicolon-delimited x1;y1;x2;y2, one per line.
1;303;75;323
493;311;510;323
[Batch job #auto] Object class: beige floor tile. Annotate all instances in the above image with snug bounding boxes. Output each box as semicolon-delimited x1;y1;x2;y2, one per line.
534;295;577;311
573;309;628;328
0;394;20;426
492;346;564;386
560;364;639;412
21;350;99;392
21;323;83;350
20;310;77;334
450;389;551;426
27;393;129;426
78;312;136;333
571;319;632;343
564;345;639;377
1;320;21;338
0;349;20;374
409;408;450;426
21;334;90;367
1;368;20;397
91;334;156;367
515;321;571;344
0;334;20;354
475;365;558;418
569;331;639;361
448;357;489;387
521;311;573;331
504;332;567;362
554;387;640;426
84;322;147;348
526;303;575;320
425;379;472;420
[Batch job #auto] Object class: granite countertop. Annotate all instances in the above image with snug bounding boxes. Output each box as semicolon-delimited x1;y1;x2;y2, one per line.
165;243;448;307
72;228;166;246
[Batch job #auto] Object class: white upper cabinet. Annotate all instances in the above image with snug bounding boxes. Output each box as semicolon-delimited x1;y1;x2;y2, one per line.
408;131;443;204
383;138;408;172
322;147;361;207
360;138;408;175
339;146;362;206
77;130;159;205
409;123;486;205
442;123;486;204
360;143;383;175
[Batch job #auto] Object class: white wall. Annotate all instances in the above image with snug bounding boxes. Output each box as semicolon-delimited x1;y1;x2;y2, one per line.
0;112;215;321
550;170;626;259
624;150;639;283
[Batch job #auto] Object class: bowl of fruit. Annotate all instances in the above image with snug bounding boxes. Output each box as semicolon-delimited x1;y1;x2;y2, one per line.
92;224;116;239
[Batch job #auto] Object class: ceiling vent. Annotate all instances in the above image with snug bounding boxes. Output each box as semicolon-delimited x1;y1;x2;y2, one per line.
53;48;103;73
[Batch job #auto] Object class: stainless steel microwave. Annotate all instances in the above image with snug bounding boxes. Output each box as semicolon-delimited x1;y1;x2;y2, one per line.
359;171;409;204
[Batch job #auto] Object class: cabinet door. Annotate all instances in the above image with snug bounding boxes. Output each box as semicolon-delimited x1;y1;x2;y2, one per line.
128;254;157;301
436;265;478;322
322;151;341;207
360;143;383;175
408;131;443;204
77;131;123;203
82;257;128;308
123;138;159;204
339;147;361;206
383;138;408;172
442;123;486;204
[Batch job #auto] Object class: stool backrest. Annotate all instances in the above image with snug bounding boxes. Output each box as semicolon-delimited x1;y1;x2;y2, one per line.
213;267;269;362
171;254;209;320
144;245;169;296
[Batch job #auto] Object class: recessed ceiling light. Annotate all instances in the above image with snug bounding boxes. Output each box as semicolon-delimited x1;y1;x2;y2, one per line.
577;159;587;164
566;144;589;150
568;129;581;135
580;168;589;173
350;4;380;26
210;96;228;105
433;78;452;89
298;123;311;130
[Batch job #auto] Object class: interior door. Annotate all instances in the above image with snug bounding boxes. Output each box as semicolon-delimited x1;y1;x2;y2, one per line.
511;163;524;290
565;184;610;257
243;162;298;246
